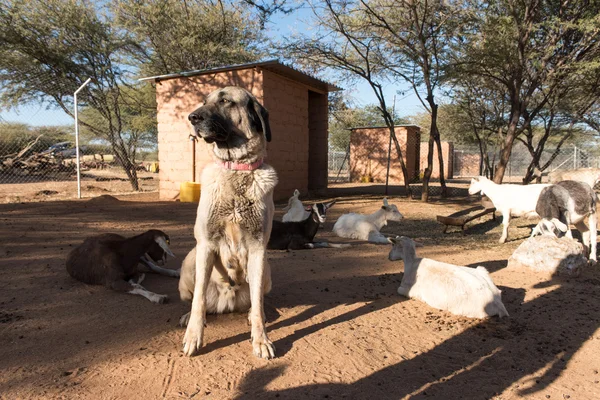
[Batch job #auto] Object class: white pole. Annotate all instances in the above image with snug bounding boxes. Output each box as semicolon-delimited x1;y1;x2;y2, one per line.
573;144;577;170
74;78;92;199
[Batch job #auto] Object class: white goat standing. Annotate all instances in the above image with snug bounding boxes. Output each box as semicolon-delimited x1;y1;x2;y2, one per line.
388;236;509;319
282;189;310;222
468;176;551;243
332;198;403;244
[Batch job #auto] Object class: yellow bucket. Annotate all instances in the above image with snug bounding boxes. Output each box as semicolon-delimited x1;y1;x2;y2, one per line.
180;181;201;203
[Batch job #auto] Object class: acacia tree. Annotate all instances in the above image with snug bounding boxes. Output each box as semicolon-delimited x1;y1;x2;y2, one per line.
113;0;265;76
518;70;600;183
456;0;600;183
448;79;510;178
0;0;269;190
285;0;416;196
359;0;460;199
0;0;147;189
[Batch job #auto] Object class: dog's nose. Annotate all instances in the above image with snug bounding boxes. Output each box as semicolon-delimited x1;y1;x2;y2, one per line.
188;112;204;124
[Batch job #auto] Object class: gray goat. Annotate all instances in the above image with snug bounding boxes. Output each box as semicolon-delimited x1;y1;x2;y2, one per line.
531;180;597;262
66;229;177;303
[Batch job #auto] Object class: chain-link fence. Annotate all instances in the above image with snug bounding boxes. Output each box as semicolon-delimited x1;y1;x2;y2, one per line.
453;143;600;182
329;125;600;197
0;116;158;204
328;149;350;183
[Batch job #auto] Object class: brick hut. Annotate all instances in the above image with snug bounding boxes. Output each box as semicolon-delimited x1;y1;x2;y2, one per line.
349;125;421;184
140;60;340;201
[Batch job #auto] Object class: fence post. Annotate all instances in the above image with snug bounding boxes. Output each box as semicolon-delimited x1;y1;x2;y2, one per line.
573;144;577;170
74;78;92;199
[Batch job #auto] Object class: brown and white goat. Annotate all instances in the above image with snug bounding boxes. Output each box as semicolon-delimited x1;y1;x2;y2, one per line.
66;229;176;303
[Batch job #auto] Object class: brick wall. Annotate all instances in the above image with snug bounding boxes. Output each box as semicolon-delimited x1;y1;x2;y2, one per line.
419;141;454;179
307;91;329;190
155;67;328;201
262;70;310;199
349;126;420;184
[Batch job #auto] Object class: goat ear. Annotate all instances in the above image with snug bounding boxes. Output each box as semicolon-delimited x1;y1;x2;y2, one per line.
383;198;389;206
413;240;424;248
387;237;397;244
252;97;271;142
325;200;336;209
305;205;313;212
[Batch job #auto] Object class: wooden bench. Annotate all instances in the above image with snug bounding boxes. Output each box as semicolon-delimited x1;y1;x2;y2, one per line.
437;198;497;234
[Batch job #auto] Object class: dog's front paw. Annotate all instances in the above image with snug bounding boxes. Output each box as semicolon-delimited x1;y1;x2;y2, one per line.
252;336;276;359
182;321;205;357
179;312;191;327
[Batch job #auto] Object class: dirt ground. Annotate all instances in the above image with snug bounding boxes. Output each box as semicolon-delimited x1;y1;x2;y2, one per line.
1;191;599;400
0;168;159;204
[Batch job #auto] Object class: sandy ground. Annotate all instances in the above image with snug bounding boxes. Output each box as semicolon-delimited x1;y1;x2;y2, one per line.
1;192;599;400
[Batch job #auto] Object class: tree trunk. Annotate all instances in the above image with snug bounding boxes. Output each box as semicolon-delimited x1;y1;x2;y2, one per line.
421;99;446;200
421;135;435;201
493;114;521;184
388;126;413;197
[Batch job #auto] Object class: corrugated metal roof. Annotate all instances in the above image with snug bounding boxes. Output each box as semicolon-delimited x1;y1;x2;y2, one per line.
138;59;342;92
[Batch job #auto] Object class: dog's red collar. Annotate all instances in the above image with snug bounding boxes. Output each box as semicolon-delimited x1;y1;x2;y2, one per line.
216;158;264;171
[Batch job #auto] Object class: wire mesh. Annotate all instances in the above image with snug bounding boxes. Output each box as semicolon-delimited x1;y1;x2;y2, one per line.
0;111;158;204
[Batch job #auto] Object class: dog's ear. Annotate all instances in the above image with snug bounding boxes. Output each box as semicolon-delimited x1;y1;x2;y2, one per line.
252;98;272;142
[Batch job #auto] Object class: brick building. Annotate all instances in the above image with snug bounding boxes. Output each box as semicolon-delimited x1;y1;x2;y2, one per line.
140;60;340;201
419;141;454;179
349;125;421;184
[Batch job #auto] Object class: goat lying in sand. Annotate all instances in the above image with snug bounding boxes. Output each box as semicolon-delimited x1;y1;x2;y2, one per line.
468;176;550;243
282;189;310;222
332;198;403;244
66;230;176;303
269;201;348;250
388;236;509;318
531;180;597;262
178;246;271;327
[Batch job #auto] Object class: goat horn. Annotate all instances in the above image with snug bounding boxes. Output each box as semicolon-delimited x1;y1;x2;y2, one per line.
155;237;175;257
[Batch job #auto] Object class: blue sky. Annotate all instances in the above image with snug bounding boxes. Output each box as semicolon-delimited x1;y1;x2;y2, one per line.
0;3;427;126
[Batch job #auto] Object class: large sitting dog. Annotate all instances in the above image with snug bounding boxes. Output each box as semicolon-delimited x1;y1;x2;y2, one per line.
182;86;277;359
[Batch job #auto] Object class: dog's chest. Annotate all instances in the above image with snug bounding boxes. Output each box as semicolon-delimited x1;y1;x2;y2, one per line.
206;173;265;238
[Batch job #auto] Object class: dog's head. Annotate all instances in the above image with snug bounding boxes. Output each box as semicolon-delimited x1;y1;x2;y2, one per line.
188;86;271;162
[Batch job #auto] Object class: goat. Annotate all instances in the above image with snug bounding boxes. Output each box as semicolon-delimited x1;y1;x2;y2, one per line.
268;201;345;250
332;198;404;244
468;176;551;243
388;236;509;319
282;189;311;222
178;245;268;327
66;229;176;303
549;168;600;190
531;180;597;262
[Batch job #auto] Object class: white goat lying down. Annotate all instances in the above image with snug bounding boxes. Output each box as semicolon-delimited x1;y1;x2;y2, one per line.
282;189;310;222
388;236;509;318
178;246;271;326
333;198;404;243
531;180;597;261
468;176;550;243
